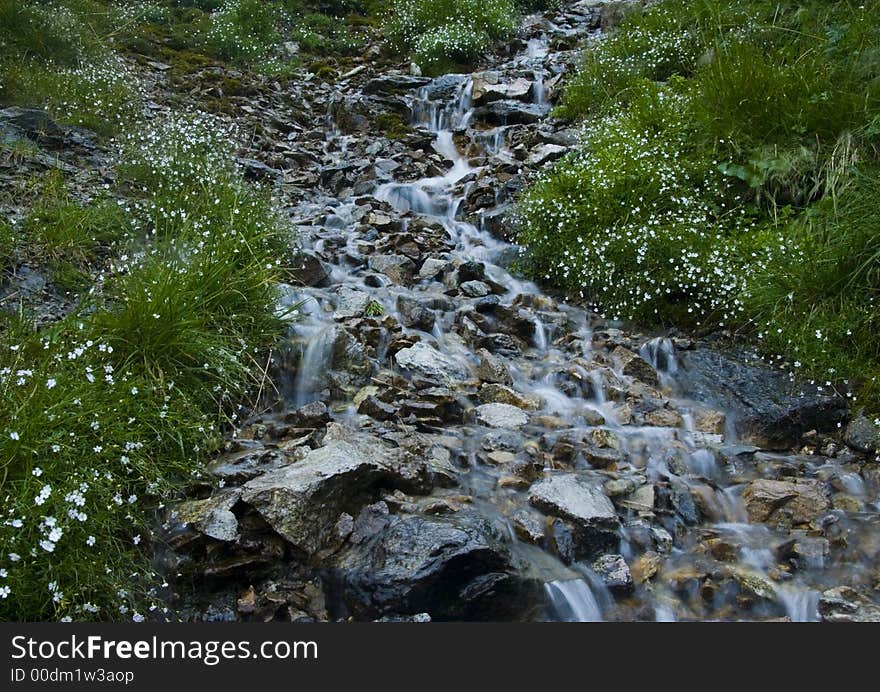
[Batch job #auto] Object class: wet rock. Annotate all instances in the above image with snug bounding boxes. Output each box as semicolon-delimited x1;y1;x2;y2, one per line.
644;409;683;428
529;473;620;554
526;143;567;166
819;586;880;622
418;257;448;281
396;296;436;332
843;415;879;453
478;383;539;410
241;437;392;555
358;396;396;421
166;490;241;546
474;403;529;429
285;401;331;428
395;342;469;382
363;74;432;95
742;478;829;527
472;76;533;104
473;100;551;125
547;518;575;564
333;286;371;319
592;554;634;595
474;348;513;385
675;347;848;450
512;510;545;544
422;74;470;101
239;157;282;181
460;280;491;298
290;251;332;287
612;346;659;387
326;512;537;620
368;254;415;286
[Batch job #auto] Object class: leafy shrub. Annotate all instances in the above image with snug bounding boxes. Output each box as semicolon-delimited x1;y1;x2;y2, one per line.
383;0;518;73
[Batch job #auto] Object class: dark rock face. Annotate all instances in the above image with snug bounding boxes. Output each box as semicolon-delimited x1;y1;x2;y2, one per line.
324;512;539;620
473;100;551;125
675;347;849;449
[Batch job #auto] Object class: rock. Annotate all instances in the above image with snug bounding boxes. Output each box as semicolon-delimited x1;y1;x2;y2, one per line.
422;73;470;101
547;518;575;564
675;347;848;450
239;157;282;181
473;100;551;125
291;251;332;287
819;586;880;622
363;74;432;95
241;437;392;555
474;348;513;385
396;296;436;332
613;346;659;387
512;510;545;544
0;107;65;147
843;415;879;453
526;143;567;166
529;473;620;554
395;342;469;382
592;554;634;595
368;254;415;286
478;383;539;410
418;258;448;281
166;490;241;545
358;395;396;421
326;512;538;620
644;409;683;428
460;280;491;298
742;478;829;527
474;403;529;429
285;401;331;428
473;77;533;104
333;286;371;319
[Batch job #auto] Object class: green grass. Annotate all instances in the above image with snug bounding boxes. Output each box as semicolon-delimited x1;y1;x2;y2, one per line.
382;0;519;74
0;103;293;621
517;0;880;409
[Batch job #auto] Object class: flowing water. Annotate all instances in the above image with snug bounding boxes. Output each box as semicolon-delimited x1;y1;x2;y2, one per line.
259;10;880;622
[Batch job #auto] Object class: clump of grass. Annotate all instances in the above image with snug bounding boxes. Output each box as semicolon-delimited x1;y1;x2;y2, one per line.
0;106;293;621
202;0;283;62
383;0;518;74
0;218;16;274
517;0;880;408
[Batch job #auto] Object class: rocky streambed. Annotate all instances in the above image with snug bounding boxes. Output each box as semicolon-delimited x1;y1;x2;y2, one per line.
159;4;880;622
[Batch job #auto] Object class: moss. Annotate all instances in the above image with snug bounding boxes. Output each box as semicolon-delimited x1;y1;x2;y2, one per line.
375;111;413;139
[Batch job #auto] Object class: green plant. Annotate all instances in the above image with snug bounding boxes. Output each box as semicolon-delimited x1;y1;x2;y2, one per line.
383;0;518;73
202;0;282;62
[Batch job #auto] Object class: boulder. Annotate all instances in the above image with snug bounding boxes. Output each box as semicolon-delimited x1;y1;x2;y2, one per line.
526;143;567;166
529;473;619;554
843;415;879;453
675;346;848;450
592;554;634;595
241;437;393;555
474;348;513;385
473;100;551;126
290;251;332;287
473;77;533;104
363;74;432;95
742;478;829;527
394;342;469;382
368;254;415;286
333;286;371;319
474;403;529;428
326;512;538;620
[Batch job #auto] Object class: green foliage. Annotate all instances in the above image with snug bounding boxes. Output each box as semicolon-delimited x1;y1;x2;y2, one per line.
741;168;880;404
20;185;136;291
202;0;283;62
383;0;519;74
0;218;15;273
0;104;293;621
518;0;880;407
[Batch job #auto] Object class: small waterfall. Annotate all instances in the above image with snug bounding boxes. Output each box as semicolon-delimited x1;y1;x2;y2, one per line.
545;579;604;622
776;587;820;623
533;317;548;351
292;324;335;407
640;337;678;375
